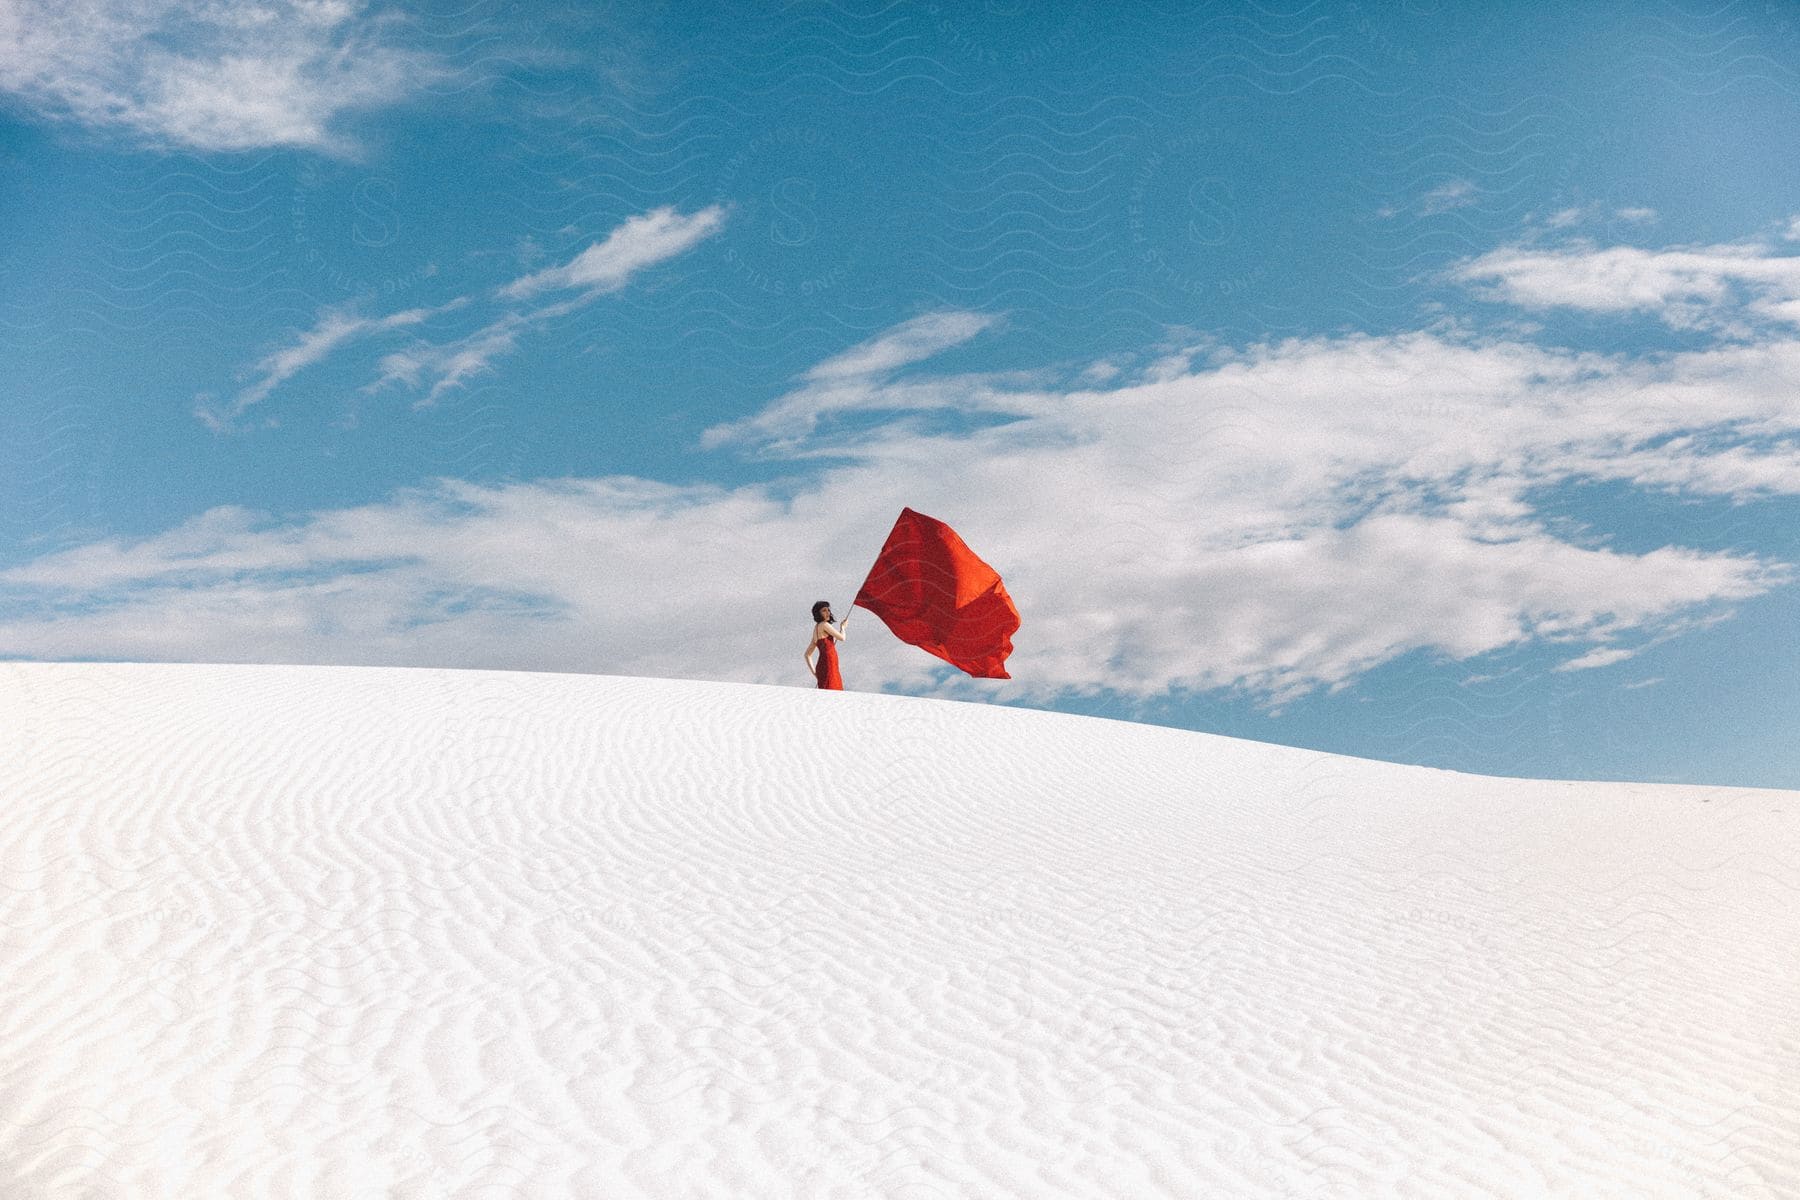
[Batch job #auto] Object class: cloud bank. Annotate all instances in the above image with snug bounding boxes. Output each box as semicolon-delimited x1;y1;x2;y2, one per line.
9;226;1800;707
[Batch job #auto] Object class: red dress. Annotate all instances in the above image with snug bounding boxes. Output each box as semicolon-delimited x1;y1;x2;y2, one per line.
814;630;842;690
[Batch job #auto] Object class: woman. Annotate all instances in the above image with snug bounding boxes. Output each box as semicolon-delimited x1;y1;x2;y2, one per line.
805;599;849;690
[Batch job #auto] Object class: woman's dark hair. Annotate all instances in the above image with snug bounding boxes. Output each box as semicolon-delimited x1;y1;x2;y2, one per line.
811;600;831;623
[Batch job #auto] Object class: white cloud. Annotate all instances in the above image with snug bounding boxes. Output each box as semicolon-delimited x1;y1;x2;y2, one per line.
501;206;728;300
200;206;727;426
197;301;449;429
1451;238;1800;331
804;311;1000;380
1555;645;1637;671
1561;436;1800;498
1419;179;1478;215
369;311;539;406
364;206;728;404
0;0;437;153
700;310;1011;450
1539;204;1656;230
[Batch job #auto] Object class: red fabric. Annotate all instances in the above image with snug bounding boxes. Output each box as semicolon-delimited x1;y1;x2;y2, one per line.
853;507;1019;679
814;633;842;690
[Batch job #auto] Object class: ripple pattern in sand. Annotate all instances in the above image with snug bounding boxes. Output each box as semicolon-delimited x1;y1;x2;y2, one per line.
1;662;1795;1198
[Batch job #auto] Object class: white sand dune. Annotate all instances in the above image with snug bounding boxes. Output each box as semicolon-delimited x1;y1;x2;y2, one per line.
1;661;1795;1198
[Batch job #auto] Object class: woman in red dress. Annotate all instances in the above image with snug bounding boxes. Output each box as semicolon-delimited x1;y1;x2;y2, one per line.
805;599;848;689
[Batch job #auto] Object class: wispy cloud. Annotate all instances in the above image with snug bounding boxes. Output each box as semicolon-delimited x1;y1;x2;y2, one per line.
1376;178;1482;221
366;312;528;407
700;310;1010;450
201;205;728;425
0;0;439;154
1451;235;1800;331
1541;204;1656;229
1418;178;1478;215
1555;645;1638;671
804;311;1000;380
197;301;454;430
501;206;729;300
364;204;728;406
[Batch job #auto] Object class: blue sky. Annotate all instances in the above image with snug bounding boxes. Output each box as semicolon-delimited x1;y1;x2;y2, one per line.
3;1;1800;788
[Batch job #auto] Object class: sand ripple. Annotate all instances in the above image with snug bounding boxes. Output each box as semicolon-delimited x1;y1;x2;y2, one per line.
1;662;1795;1197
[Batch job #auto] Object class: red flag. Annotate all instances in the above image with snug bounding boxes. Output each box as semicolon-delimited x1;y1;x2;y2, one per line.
853;507;1020;679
